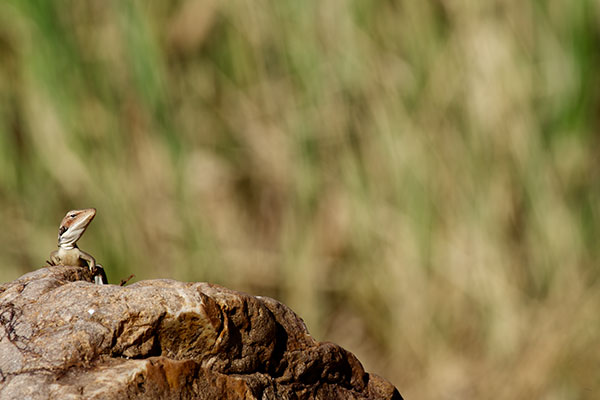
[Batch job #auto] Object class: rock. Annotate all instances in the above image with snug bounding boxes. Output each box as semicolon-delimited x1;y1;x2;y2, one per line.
0;266;402;399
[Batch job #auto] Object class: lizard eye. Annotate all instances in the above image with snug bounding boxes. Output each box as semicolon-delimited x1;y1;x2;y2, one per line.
70;214;77;218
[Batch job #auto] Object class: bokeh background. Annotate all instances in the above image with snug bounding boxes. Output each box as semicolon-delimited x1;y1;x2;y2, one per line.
1;1;600;398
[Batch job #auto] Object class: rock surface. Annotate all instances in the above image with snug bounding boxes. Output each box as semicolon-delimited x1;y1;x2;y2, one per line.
0;266;402;399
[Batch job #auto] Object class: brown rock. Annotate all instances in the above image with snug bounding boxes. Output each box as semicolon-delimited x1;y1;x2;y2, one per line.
0;266;402;399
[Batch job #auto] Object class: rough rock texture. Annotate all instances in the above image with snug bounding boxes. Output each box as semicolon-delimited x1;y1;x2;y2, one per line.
0;266;402;399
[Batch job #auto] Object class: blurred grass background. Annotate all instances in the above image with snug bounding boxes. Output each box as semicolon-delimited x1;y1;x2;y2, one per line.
1;0;600;398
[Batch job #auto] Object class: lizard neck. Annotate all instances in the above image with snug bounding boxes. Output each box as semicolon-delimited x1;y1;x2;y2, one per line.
59;243;78;251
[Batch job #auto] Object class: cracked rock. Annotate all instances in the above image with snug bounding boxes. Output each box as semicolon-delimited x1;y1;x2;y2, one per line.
0;266;402;399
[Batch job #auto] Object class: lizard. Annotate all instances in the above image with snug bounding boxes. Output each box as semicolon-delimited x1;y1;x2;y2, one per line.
47;208;108;285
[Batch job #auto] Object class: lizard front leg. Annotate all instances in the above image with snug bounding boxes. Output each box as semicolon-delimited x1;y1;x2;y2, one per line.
47;250;60;266
78;249;108;285
77;249;96;271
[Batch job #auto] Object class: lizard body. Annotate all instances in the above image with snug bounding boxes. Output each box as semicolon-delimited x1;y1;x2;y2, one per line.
47;208;107;284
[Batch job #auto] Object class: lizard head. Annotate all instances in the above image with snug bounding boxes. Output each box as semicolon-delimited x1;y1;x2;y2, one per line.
58;208;97;249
